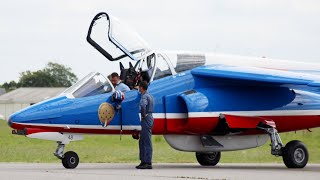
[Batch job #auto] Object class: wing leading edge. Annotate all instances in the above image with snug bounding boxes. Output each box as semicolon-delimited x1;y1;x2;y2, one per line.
191;64;320;93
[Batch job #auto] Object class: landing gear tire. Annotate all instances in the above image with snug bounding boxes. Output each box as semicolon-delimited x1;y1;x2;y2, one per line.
62;151;79;169
282;140;309;168
196;152;221;166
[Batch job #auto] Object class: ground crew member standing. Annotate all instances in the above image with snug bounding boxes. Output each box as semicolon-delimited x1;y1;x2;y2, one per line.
136;81;154;169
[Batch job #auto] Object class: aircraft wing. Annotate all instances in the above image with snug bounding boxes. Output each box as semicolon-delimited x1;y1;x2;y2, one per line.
191;64;320;93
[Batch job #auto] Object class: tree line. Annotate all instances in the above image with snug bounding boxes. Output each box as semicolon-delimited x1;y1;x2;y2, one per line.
0;62;78;92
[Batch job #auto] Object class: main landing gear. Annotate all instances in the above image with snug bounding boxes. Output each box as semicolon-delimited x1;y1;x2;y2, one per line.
54;142;80;169
196;152;221;166
257;123;309;168
195;122;309;168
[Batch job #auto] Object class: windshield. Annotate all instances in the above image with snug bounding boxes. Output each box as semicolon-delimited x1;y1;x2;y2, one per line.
62;72;96;95
63;72;114;98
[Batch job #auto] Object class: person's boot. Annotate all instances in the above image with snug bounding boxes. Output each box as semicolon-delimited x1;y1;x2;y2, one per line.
136;162;152;169
135;162;145;169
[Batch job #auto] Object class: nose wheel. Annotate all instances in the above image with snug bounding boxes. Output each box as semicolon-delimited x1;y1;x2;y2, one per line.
62;151;79;169
54;142;80;169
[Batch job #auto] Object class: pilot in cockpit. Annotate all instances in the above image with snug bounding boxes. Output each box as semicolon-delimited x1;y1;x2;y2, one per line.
110;72;130;93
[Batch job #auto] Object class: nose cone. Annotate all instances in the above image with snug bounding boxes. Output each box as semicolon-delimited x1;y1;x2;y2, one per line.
7;114;14;128
7;96;66;130
7;109;31;129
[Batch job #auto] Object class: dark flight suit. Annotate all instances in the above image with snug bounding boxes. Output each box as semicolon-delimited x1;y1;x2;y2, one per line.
139;91;154;164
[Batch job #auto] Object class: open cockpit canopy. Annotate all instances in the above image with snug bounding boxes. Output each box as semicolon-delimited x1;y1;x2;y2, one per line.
87;12;153;61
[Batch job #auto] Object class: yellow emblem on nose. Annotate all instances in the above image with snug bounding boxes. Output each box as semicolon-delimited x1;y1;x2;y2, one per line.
98;103;115;127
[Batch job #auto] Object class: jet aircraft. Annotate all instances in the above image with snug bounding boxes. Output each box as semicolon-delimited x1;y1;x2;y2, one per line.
8;12;320;169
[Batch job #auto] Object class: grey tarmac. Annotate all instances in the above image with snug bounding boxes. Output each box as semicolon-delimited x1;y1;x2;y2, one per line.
0;163;319;180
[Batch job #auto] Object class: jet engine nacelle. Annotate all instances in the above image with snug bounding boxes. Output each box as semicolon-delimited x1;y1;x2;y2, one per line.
164;91;219;134
168;86;296;134
177;90;219;134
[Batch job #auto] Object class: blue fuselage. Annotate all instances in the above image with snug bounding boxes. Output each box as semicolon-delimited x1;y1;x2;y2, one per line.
8;70;320;134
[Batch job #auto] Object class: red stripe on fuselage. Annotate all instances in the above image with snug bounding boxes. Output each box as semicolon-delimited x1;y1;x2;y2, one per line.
261;115;320;132
10;115;320;135
10;123;136;135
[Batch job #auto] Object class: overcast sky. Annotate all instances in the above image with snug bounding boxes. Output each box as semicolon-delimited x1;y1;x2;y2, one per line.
1;0;320;84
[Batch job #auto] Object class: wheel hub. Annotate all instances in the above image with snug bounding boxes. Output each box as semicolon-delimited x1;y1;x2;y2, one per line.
70;157;76;164
294;148;305;163
207;152;218;160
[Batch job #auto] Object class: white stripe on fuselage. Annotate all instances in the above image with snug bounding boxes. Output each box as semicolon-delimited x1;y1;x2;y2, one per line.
153;110;320;119
13;123;141;130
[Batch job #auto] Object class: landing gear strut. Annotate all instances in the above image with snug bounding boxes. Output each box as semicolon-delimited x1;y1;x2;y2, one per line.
257;123;309;168
257;124;283;156
54;142;79;169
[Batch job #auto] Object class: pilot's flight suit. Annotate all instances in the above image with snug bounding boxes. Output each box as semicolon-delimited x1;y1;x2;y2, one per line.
139;91;154;165
115;80;130;93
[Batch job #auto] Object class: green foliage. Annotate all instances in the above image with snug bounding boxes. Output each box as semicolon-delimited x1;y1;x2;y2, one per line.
19;62;78;87
0;62;78;90
44;62;78;87
0;81;18;92
19;70;56;87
